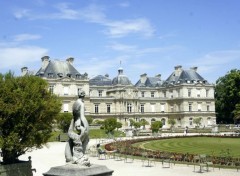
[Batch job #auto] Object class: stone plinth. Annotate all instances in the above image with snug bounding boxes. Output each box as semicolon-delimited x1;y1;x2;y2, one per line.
43;164;113;176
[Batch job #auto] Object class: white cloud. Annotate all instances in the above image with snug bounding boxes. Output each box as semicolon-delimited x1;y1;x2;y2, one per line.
118;2;130;8
0;46;48;70
13;34;42;42
13;3;154;38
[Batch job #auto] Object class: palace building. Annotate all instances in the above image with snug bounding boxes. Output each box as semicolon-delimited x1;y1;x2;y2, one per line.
22;56;216;128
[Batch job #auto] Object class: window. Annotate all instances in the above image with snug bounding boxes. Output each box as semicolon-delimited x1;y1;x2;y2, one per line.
163;91;166;98
161;104;165;112
189;103;192;112
98;90;103;97
127;103;132;113
161;118;166;125
206;89;209;97
48;73;53;78
95;104;99;114
189;118;193;126
63;103;68;112
64;86;69;95
207;117;211;125
151;92;155;98
207;104;210;111
188;89;191;97
170;105;174;112
141;92;145;97
198;103;202;111
107;104;111;113
49;85;54;94
197;89;201;97
170;90;173;98
140;104;144;113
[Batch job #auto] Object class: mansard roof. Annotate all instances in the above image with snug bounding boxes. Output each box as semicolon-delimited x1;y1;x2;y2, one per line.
89;75;112;86
163;66;209;86
36;58;83;79
135;76;163;87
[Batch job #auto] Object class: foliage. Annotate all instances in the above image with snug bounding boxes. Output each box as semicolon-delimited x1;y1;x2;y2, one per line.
215;69;240;123
103;117;117;134
193;117;202;128
116;121;123;130
140;119;149;129
56;113;72;133
0;72;62;164
167;119;176;130
86;116;93;125
151;121;162;133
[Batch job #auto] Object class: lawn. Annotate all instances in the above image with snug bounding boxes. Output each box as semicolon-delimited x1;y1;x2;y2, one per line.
133;137;240;158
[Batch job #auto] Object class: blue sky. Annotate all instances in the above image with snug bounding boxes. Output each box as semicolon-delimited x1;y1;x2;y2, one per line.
1;0;240;84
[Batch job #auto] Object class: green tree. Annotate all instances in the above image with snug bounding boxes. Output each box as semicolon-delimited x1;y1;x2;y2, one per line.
193;117;202;128
140;119;149;129
116;121;123;130
86;116;93;125
151;121;162;133
215;69;240;123
168;119;176;131
103;117;117;134
0;72;61;164
56;113;72;133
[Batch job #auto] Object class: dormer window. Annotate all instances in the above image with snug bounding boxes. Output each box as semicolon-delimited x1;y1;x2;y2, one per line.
48;73;53;78
57;73;63;78
67;73;72;78
76;74;81;79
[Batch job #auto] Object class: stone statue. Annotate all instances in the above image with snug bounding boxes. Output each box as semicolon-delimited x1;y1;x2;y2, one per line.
65;90;90;166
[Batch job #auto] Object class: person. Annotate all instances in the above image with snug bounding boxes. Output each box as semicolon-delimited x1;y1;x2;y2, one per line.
65;90;90;166
96;144;107;154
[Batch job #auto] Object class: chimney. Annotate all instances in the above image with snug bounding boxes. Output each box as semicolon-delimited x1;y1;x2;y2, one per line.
21;67;28;76
66;57;74;65
155;74;161;80
190;66;198;72
140;73;147;84
174;65;182;76
41;56;50;70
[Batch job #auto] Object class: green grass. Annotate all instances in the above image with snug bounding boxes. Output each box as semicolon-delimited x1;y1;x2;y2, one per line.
133;137;240;158
89;129;125;139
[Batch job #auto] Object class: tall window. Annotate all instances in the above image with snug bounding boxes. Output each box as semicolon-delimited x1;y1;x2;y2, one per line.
140;104;144;113
189;118;193;126
64;86;69;95
163;91;166;98
206;89;209;97
188;89;191;97
98;90;103;97
127;103;132;113
161;118;166;125
141;92;145;97
49;85;54;94
198;103;202;111
170;105;174;112
95;104;99;114
107;104;111;113
151;92;155;98
151;104;155;112
189;103;192;112
197;89;201;97
170;90;173;98
161;104;165;112
63;103;68;112
207;104;210;111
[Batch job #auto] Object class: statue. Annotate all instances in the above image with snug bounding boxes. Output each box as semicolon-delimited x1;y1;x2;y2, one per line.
65;90;90;166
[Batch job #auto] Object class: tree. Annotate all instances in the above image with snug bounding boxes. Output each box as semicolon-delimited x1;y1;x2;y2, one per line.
0;72;62;164
86;116;93;125
168;119;176;131
215;69;240;123
116;121;123;130
56;113;72;133
193;117;202;128
140;119;149;129
103;117;117;134
151;121;162;133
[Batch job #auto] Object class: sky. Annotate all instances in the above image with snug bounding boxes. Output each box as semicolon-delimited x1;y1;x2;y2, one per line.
0;0;240;84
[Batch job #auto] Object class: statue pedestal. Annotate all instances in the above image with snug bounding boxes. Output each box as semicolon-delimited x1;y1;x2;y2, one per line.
43;164;114;176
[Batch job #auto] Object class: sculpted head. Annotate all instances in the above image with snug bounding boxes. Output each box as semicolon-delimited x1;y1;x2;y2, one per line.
78;89;85;98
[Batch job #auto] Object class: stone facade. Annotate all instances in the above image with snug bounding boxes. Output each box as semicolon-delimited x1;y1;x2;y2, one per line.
23;57;216;129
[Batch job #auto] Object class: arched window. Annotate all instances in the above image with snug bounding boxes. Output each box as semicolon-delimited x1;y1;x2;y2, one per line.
189;118;193;126
207;117;211;125
161;118;166;125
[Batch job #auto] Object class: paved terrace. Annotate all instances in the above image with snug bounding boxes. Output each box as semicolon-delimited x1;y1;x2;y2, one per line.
18;134;239;176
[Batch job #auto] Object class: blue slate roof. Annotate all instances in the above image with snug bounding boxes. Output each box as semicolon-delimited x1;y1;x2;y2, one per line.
89;75;112;86
135;76;163;87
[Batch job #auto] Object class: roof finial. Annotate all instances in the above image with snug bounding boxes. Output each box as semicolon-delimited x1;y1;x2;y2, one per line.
120;60;122;67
